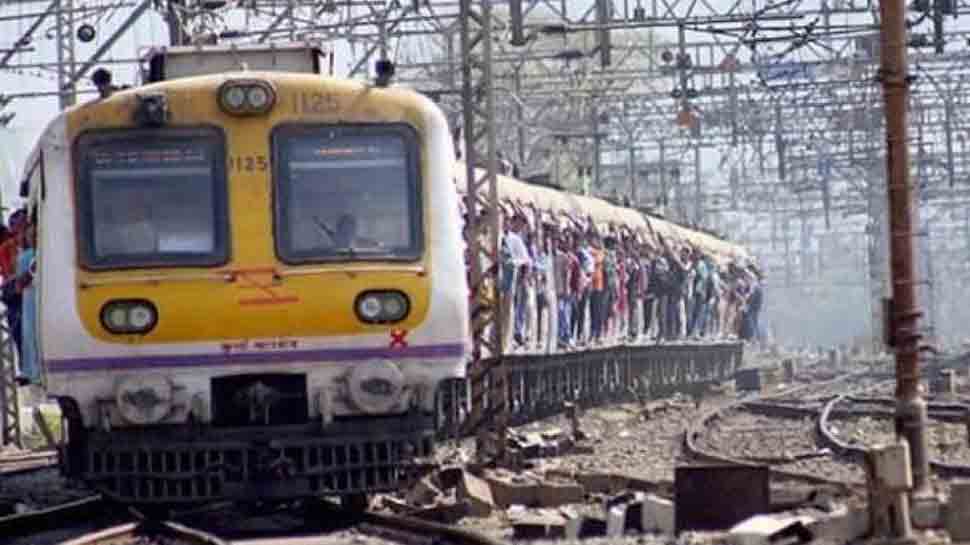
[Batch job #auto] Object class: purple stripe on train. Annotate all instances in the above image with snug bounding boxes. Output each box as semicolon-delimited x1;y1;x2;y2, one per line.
45;343;466;372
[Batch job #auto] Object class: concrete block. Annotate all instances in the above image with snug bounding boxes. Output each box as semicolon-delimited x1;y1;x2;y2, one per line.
410;500;469;524
607;505;627;537
625;477;672;496
729;514;814;545
377;495;411;513
550;436;575;457
405;476;442;506
641;493;675;535
625;501;645;533
536;480;584;507
573;471;621;494
806;506;869;545
605;492;646;536
510;432;544;458
604;491;639;512
867;440;912;491
946;480;970;540
540;427;565;441
565;515;607;539
911;493;943;530
483;469;539;507
458;471;494;518
809;488;838;513
511;509;567;540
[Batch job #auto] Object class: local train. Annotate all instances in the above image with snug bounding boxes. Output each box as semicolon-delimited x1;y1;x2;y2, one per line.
16;43;750;506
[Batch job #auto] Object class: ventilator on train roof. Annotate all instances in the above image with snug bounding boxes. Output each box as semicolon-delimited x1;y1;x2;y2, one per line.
143;43;333;82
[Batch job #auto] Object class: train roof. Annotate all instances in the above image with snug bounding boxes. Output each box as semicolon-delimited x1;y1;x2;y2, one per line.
454;162;754;267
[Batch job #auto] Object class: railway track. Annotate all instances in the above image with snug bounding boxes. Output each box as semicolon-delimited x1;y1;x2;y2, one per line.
0;491;504;545
0;495;137;545
818;395;970;480
60;520;227;545
0;449;58;476
683;372;872;493
689;369;970;502
171;500;506;545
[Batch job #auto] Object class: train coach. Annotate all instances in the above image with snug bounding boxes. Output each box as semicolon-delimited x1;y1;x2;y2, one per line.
20;44;469;505
454;165;753;281
14;42;755;508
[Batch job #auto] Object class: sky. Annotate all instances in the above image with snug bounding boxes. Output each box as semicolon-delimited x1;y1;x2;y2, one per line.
0;128;33;209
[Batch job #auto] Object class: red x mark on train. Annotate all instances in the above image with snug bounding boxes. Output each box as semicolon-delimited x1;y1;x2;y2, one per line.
226;267;300;306
389;329;409;348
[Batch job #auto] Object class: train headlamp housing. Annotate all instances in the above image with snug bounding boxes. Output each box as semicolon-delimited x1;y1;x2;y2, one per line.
100;299;158;335
347;360;406;414
218;79;277;116
354;290;410;324
133;93;169;127
115;374;173;425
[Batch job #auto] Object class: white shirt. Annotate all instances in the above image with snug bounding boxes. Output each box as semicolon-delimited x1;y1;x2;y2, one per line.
504;231;531;267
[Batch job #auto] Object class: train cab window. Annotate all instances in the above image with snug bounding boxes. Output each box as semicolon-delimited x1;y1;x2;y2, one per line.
75;128;229;269
272;124;423;263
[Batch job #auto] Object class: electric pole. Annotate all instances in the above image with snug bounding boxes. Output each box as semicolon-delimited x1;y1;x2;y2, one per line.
879;0;931;496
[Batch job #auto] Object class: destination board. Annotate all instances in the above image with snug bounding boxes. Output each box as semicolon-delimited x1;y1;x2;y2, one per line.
90;144;210;170
289;134;406;162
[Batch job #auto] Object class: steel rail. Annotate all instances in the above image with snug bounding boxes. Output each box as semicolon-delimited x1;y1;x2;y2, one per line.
359;510;506;545
0;495;110;538
175;499;506;545
682;372;873;492
60;520;228;545
818;395;970;478
0;450;57;475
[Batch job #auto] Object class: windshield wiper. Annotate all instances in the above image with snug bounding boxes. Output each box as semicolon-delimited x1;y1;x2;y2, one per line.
330;247;386;258
331;247;358;258
312;216;336;243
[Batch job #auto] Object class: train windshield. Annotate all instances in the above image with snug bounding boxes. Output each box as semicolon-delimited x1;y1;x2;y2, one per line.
75;128;229;269
273;124;423;263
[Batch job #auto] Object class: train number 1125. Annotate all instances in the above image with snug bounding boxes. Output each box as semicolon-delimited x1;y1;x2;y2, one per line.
228;155;269;172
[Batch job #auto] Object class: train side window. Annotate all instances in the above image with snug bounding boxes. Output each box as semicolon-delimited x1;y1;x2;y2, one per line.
271;123;423;264
74;127;230;270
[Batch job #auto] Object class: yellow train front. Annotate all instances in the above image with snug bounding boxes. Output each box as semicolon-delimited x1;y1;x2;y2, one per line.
26;45;469;504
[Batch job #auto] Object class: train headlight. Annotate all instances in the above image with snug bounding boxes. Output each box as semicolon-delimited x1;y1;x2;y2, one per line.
105;306;128;331
222;86;246;110
115;374;173;425
357;294;383;321
354;291;410;324
246;85;270;109
218;79;276;115
347;360;405;414
100;300;158;335
382;292;407;320
128;305;155;330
